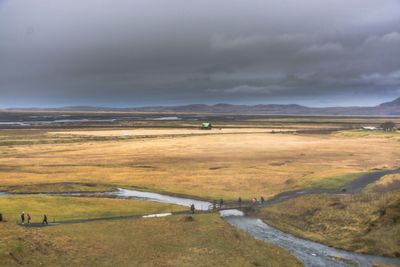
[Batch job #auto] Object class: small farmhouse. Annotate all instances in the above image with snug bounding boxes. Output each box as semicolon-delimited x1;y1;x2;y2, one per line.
200;122;212;130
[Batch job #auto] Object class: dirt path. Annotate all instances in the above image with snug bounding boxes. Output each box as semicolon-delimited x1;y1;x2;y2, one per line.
18;210;198;228
265;168;400;205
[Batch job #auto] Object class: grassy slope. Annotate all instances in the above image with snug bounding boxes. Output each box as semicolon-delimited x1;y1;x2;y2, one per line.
258;190;400;257
0;214;301;267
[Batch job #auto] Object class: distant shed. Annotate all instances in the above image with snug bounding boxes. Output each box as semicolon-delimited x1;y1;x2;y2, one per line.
200;122;212;130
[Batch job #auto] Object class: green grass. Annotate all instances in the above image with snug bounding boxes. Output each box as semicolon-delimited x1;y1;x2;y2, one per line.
295;172;363;189
0;195;185;223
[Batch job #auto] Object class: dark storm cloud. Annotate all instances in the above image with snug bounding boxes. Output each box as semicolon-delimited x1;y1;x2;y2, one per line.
1;0;400;107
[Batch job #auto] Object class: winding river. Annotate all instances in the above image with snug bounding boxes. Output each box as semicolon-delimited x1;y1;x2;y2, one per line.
105;187;400;267
2;168;400;266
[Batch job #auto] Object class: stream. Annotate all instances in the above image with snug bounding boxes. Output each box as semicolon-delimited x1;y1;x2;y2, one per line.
106;188;212;211
223;211;400;267
104;188;400;267
2;168;400;266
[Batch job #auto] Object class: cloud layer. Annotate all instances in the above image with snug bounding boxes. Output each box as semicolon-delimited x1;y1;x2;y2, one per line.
1;0;400;107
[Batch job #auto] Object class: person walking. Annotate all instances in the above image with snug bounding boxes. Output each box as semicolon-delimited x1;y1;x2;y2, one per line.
260;196;265;204
190;204;195;214
20;212;25;224
27;213;31;224
219;198;224;208
42;214;48;225
238;197;242;207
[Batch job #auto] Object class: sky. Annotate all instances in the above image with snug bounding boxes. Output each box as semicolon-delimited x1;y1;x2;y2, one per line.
1;0;400;108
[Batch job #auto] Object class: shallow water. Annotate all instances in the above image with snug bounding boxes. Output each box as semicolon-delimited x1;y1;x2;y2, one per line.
152;116;181;120
106;188;400;266
107;188;212;211
222;210;400;267
91;188;400;266
142;213;172;218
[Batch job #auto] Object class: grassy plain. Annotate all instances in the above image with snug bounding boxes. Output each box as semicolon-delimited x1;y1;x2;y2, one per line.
1;128;400;200
1;115;400;265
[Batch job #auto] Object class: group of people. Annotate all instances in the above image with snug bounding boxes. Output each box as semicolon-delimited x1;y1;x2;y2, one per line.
251;196;265;205
20;212;48;225
210;196;265;209
238;196;265;206
212;199;225;209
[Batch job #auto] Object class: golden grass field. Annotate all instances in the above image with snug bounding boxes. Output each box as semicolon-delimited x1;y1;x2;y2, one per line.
1;128;400;200
1;124;400;266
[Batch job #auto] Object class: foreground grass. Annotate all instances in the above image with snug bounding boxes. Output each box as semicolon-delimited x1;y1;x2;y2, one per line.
258;190;400;257
0;214;301;267
0;195;185;223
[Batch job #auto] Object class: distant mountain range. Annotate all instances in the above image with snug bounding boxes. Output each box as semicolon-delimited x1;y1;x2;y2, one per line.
5;97;400;116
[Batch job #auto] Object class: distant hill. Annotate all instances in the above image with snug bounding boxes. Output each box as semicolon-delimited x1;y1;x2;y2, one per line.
4;97;400;116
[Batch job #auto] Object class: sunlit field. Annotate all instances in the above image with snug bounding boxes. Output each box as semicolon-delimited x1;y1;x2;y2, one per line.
0;128;399;200
1;116;400;266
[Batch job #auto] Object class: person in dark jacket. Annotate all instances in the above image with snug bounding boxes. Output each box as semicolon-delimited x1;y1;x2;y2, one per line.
42;214;48;225
238;197;242;207
20;212;25;224
27;213;31;224
190;204;195;214
219;199;224;208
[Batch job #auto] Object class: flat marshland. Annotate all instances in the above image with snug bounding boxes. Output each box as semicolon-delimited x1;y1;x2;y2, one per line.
1;128;399;199
0;112;399;265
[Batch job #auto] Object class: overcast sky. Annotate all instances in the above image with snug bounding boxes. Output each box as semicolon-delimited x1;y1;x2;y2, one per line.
1;0;400;107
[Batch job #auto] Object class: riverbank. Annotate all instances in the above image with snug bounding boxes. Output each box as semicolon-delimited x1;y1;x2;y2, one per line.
259;190;400;258
257;171;400;258
3;184;400;266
